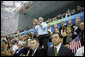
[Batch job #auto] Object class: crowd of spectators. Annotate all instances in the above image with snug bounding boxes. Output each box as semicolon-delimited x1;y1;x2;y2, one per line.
1;5;84;56
45;5;84;24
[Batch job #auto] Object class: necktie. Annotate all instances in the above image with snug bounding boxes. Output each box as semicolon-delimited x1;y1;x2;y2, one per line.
32;50;34;56
54;48;57;56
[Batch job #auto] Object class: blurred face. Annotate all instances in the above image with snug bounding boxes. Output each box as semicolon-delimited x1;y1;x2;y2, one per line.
55;29;59;34
30;40;39;50
19;36;23;40
52;34;61;46
33;19;38;25
24;37;27;41
9;43;13;47
5;44;8;48
66;27;72;34
39;17;44;23
54;25;58;29
31;32;34;36
79;22;84;30
72;9;75;13
67;9;70;14
17;44;22;48
62;21;65;27
68;20;72;25
76;18;81;26
77;5;81;10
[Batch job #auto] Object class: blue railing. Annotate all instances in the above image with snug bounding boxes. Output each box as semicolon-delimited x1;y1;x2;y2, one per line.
13;11;84;37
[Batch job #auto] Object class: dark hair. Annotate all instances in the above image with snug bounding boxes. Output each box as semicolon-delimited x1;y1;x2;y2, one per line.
53;33;62;39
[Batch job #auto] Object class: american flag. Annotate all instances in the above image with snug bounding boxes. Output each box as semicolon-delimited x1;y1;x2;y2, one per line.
69;35;81;54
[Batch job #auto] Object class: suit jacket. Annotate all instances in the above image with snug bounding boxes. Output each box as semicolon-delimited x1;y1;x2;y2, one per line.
47;45;74;56
13;48;24;56
13;47;30;56
29;47;47;56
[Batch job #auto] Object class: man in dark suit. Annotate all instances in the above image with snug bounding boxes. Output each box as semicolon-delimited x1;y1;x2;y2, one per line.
29;38;47;56
13;41;25;56
73;17;81;36
59;21;67;38
47;33;74;56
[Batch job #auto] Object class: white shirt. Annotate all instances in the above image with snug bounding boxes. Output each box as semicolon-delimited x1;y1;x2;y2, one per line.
35;22;48;35
33;47;38;54
12;45;19;53
75;46;84;56
74;26;78;35
54;43;61;54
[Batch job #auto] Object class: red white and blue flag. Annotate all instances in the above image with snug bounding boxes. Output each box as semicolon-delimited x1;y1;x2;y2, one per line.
69;35;81;54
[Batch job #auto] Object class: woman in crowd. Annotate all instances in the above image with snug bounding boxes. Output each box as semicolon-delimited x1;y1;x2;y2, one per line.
63;26;77;45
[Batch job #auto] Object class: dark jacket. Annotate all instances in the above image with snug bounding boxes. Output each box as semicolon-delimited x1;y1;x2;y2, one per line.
63;34;77;45
47;45;74;56
29;47;47;56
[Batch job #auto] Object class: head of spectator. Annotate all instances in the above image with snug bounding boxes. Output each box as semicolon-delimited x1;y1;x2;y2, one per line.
30;38;39;50
57;13;62;19
49;19;52;23
54;24;58;29
66;9;71;14
79;22;84;31
18;36;23;41
31;32;34;37
52;33;62;46
27;39;32;48
76;17;81;26
65;26;73;36
77;5;82;11
33;18;38;25
39;17;44;23
71;9;76;15
68;20;72;26
61;21;66;27
23;36;28;41
17;41;25;49
54;28;60;34
9;41;15;48
52;17;56;21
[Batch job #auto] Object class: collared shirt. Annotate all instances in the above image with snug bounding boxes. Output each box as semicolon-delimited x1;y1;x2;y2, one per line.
54;43;61;54
74;26;78;35
12;45;19;53
32;47;38;56
35;22;48;35
16;47;24;53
